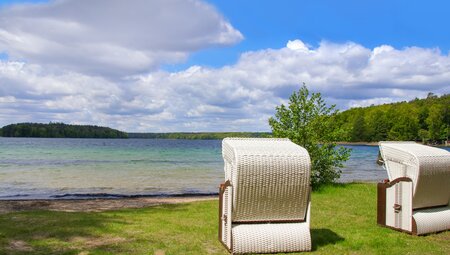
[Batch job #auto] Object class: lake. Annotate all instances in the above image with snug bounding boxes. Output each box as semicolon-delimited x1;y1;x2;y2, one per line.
1;137;444;200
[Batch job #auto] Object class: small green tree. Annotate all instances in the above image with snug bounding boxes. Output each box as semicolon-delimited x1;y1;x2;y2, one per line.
269;84;351;188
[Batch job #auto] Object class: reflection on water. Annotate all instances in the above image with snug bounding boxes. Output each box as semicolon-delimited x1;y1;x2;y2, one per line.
2;138;446;199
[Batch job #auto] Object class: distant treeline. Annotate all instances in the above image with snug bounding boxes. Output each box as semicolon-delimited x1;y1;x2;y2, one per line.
127;132;272;140
0;123;128;138
335;93;449;144
1;93;448;143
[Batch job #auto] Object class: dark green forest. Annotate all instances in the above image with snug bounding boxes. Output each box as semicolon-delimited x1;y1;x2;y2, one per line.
0;123;128;138
334;93;449;144
0;123;269;139
128;132;271;140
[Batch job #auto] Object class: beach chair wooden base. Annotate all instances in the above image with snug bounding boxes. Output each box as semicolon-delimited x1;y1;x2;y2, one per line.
377;179;450;235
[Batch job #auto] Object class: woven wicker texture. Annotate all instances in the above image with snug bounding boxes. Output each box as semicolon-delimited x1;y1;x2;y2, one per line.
222;138;311;222
413;206;450;235
413;205;450;235
221;186;232;248
232;222;311;254
379;142;450;209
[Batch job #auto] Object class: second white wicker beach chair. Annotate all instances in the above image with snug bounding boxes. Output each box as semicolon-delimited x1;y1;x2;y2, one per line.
377;142;450;235
219;138;312;254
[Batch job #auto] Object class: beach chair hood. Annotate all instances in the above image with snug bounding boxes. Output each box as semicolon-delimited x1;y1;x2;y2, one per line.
222;138;311;222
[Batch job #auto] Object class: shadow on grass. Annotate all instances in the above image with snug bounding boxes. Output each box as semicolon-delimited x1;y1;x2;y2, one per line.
311;228;344;251
0;203;191;254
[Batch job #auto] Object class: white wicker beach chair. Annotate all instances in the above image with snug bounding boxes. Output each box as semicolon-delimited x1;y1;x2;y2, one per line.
219;138;312;254
377;142;450;235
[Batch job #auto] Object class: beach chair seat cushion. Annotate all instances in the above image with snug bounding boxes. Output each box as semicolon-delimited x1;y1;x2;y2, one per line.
413;205;450;235
232;222;311;254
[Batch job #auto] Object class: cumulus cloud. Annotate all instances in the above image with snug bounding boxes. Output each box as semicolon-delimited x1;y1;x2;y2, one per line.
2;39;449;132
286;40;311;52
0;0;243;76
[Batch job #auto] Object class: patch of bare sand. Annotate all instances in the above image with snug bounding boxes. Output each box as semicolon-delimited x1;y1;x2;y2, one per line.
7;240;33;252
70;236;127;248
0;196;217;214
154;250;165;255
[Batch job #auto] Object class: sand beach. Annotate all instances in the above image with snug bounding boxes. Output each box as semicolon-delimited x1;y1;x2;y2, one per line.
0;195;217;214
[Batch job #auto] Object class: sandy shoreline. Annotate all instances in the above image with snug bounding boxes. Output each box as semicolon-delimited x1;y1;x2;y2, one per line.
0;195;218;214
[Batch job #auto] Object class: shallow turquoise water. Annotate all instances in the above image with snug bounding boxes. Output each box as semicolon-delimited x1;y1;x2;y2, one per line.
1;138;446;199
0;138;223;199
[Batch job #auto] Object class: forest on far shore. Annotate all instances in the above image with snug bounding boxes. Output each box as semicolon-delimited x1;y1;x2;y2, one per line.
0;123;128;138
127;132;271;140
334;93;449;144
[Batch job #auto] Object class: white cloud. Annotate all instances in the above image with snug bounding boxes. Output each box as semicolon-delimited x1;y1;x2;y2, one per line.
0;0;243;77
286;40;311;52
347;98;396;108
1;28;450;132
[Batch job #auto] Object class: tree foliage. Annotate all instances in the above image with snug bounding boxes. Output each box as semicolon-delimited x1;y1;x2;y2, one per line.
335;94;449;144
0;123;128;138
269;84;351;188
351;113;367;142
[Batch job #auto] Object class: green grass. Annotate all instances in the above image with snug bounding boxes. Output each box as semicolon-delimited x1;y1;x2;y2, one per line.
0;183;448;254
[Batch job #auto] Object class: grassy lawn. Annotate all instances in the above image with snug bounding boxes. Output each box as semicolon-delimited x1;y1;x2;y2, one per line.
0;183;448;254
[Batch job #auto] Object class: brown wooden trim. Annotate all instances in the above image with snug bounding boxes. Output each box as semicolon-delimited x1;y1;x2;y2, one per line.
377;182;387;226
218;180;232;253
230;224;233;254
233;219;306;224
218;183;224;242
412;217;418;235
305;186;311;222
414;204;449;210
379;223;414;235
219;239;232;253
384;177;412;187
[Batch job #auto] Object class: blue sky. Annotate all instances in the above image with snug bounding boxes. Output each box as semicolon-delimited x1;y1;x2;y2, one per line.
3;0;450;68
0;0;449;131
169;0;450;69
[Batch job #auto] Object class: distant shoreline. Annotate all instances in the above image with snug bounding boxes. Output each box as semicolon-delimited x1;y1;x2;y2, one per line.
1;136;448;147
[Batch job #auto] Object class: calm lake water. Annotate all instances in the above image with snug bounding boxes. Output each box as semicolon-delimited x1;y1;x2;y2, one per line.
1;138;447;200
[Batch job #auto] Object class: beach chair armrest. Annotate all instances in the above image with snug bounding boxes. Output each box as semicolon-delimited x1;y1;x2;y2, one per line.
219;180;233;250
